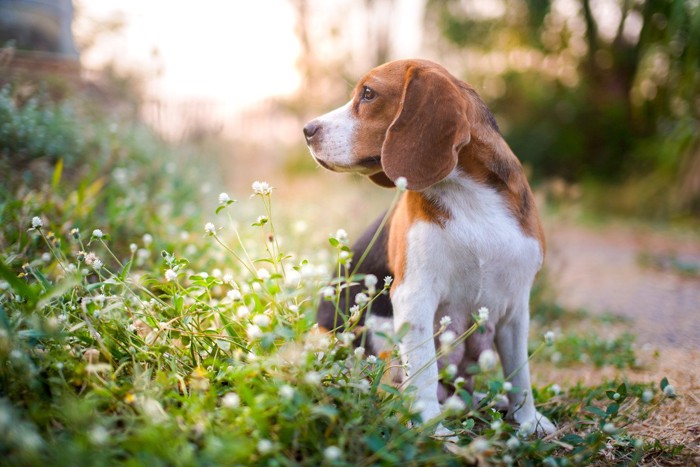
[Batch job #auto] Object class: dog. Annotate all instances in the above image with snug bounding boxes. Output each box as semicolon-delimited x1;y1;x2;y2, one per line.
303;59;555;436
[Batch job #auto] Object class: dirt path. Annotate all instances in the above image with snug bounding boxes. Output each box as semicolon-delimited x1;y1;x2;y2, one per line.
545;221;700;350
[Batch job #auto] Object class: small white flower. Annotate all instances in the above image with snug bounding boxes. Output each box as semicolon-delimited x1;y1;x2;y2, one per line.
339;332;355;346
354;347;365;359
218;192;231;205
491;420;503;430
324;446;342;461
444;395;466;412
334;228;349;244
506;437;520;449
221;392;240;408
31;216;43;229
364;274;378;288
204;222;216;235
92;229;103;239
602;422;617;434
129;243;138;253
355;292;369;305
395;176;408;191
89;425;109;445
544;331;555;345
236;305;250;319
165;269;177;282
367;355;377;364
304;371;322;385
642;389;653;402
279;385;295;400
439;330;457;347
92;258;103;270
477;307;489;324
663;384;676;397
478;349;497;371
256;215;268;225
454;377;465;387
384;276;393;287
471;438;489;453
227;289;242;301
257;268;270;280
503;382;513;392
142;233;153;247
550;384;562;395
439;316;452;327
252;314;271;328
257;439;273;454
445;364;457;378
252;181;272;195
246;324;263;340
321;286;335;298
518;421;533;436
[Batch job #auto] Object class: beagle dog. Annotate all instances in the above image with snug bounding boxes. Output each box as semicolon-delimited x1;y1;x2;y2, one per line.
303;59;555;436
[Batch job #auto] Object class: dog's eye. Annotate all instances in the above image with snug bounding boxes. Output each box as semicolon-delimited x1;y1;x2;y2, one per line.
361;86;376;102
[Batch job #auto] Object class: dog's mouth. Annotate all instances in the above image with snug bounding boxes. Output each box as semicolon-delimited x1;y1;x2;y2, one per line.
357;155;382;169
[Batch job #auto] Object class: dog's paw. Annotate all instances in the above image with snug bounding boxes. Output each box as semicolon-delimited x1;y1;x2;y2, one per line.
515;411;556;436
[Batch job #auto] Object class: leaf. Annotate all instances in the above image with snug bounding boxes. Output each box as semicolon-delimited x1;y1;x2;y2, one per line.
379;384;400;395
52;158;63;190
395;321;411;340
606;402;619;416
0;258;37;305
660;377;669;390
328;237;339;247
560;434;585;445
586;405;607;418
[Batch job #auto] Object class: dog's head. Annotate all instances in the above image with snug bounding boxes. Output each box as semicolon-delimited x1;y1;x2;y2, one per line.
303;59;473;191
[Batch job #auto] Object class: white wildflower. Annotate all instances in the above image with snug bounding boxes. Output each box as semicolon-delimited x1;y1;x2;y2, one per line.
92;258;103;270
355;292;369;305
478;349;498;371
165;269;177;282
506;437;520;449
334;228;349;244
663;384;676;397
324;446;342;461
503;382;513;392
218;192;232;205
252;314;271;328
279;385;295;400
367;355;377;364
395;176;408;191
304;371;322;385
339;332;355;346
477;307;489;324
439;330;457;348
550;384;562;395
236;305;250;319
221;392;240;409
142;233;153;247
354;347;365;359
445;363;457;378
321;286;335;298
129;243;138;253
444;395;466;412
544;331;555;345
246;324;263;340
92;229;103;239
227;289;242;301
491;420;503;431
439;316;452;327
642;389;653;402
603;422;617;434
257;439;273;454
31;216;43;229
257;268;270;280
471;438;489;453
252;181;272;195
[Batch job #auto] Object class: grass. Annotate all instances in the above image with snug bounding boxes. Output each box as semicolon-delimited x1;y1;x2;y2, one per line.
0;82;690;465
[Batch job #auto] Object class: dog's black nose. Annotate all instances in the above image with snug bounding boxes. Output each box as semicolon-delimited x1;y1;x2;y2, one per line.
303;121;320;142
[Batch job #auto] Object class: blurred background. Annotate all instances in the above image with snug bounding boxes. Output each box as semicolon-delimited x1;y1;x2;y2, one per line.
1;0;699;346
2;0;698;214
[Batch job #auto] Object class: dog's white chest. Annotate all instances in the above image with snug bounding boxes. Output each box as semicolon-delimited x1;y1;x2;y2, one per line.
402;175;542;316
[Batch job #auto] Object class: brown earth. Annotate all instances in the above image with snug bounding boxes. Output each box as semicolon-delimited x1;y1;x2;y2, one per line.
542;220;700;463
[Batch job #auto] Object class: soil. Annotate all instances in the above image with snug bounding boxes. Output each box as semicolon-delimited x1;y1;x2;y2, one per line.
542;220;700;463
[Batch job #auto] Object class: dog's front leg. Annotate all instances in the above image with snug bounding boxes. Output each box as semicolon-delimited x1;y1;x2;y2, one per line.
391;282;447;434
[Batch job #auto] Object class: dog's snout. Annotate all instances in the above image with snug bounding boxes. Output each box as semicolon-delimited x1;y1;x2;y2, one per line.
303;121;321;142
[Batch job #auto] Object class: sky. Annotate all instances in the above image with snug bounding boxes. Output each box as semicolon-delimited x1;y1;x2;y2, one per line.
74;0;424;115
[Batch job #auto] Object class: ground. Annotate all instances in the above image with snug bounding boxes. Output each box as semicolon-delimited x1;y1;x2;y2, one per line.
543;219;700;462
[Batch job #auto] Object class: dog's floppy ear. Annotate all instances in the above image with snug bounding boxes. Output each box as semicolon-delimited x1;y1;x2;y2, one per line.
381;66;471;191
